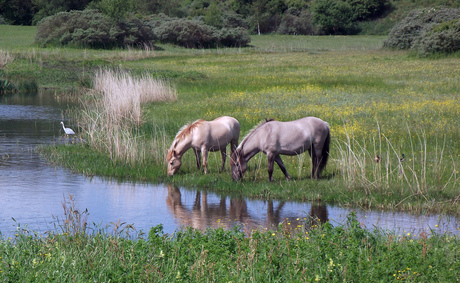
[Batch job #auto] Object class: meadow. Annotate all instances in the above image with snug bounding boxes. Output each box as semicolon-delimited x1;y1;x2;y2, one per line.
1;25;460;282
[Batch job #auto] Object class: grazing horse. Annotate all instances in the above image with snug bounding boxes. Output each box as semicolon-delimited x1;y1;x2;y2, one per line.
231;117;330;181
167;116;240;176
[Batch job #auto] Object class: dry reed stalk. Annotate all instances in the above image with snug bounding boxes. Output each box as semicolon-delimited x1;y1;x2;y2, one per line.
333;125;458;197
0;49;14;68
80;69;176;164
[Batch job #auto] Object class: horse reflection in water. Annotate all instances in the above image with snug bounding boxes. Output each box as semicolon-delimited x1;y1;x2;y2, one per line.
166;184;329;232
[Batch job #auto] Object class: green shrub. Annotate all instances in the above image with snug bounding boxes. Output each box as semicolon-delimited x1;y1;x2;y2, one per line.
35;10;155;48
344;0;388;21
313;0;354;35
384;7;460;55
154;18;250;48
277;8;316;35
217;27;251;47
35;10;116;48
154;18;219;48
412;18;460;56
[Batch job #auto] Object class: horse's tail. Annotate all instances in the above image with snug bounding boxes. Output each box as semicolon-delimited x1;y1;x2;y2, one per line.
318;127;330;175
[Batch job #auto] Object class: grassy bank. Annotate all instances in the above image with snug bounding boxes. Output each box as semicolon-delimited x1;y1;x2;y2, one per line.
1;26;459;215
1;207;459;282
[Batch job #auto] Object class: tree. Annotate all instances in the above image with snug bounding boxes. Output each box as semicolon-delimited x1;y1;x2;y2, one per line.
32;0;91;24
313;0;353;34
0;0;36;25
344;0;387;21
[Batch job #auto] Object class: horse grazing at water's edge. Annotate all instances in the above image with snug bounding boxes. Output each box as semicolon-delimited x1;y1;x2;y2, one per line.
167;116;240;176
230;117;330;181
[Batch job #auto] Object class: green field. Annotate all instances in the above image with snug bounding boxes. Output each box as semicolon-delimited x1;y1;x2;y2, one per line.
1;24;460;282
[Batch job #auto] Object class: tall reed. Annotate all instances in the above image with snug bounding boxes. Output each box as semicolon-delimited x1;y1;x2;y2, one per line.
79;69;177;165
0;49;14;68
333;123;458;204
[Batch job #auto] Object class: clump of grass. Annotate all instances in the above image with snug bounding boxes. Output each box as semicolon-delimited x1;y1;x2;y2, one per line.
51;194;89;236
79;68;176;164
0;49;14;69
1;209;459;282
333;123;459;210
92;68;177;124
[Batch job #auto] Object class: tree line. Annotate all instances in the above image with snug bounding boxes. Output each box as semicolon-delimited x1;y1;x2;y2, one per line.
1;0;390;35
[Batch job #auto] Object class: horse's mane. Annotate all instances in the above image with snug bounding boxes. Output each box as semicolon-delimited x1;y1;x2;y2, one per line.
237;118;275;150
168;119;205;160
174;119;205;142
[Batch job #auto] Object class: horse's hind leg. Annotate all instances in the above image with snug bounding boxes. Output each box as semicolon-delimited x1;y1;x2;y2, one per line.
310;144;319;179
274;155;290;180
266;153;276;181
220;149;226;172
193;148;201;170
311;144;324;179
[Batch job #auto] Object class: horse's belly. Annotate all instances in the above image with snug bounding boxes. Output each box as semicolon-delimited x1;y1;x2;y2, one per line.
279;140;311;155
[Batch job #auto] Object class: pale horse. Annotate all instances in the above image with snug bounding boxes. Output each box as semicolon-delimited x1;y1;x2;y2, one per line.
231;117;330;181
167;116;240;176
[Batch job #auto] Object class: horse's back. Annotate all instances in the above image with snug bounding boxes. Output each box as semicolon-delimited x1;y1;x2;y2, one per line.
210;116;240;138
257;117;328;154
293;117;329;143
195;116;240;149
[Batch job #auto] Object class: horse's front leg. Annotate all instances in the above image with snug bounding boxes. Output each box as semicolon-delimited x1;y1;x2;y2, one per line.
274;155;290;180
219;149;226;172
193;148;201;170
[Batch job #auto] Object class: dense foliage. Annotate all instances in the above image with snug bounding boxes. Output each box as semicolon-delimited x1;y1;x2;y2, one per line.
153;17;250;48
1;0;392;35
3;0;460;37
34;10;250;48
384;7;460;55
34;10;155;48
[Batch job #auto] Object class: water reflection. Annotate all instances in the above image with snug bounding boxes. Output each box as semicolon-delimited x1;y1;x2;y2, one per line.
164;185;459;237
166;184;331;232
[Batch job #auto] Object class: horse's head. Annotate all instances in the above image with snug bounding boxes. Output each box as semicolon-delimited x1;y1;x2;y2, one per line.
230;149;246;181
166;149;182;176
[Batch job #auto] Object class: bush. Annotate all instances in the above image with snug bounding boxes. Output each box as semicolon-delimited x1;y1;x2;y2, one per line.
384;7;460;55
154;18;250;48
218;27;251;47
344;0;388;21
313;0;354;35
412;18;460;56
278;8;316;35
34;10;155;48
116;17;157;46
154;18;218;48
35;10;116;48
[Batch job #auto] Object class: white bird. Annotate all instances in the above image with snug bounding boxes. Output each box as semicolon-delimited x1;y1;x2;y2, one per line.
60;121;75;135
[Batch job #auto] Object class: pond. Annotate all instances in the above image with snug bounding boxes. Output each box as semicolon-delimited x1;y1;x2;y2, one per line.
1;91;459;238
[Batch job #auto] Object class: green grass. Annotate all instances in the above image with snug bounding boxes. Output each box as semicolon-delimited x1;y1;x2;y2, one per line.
1;208;459;282
0;25;36;49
